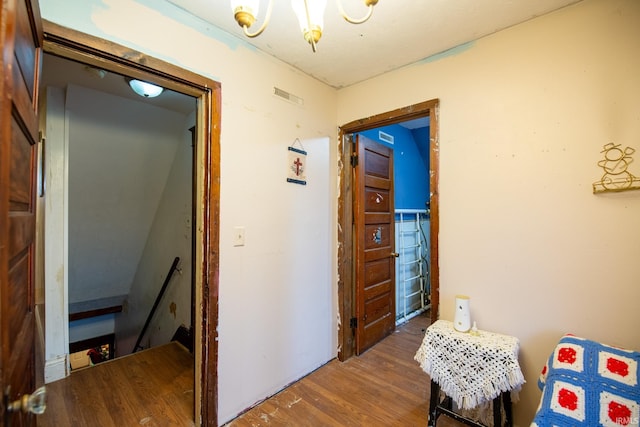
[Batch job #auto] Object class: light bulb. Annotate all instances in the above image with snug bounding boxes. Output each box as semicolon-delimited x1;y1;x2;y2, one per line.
291;0;326;45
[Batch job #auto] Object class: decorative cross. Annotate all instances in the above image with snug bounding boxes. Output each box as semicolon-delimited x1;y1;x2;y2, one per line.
287;144;307;185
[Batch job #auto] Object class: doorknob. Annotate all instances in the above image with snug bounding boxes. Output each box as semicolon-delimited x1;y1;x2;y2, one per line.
390;252;399;257
5;386;46;415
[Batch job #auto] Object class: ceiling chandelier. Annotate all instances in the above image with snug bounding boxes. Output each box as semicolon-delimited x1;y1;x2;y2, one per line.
231;0;380;52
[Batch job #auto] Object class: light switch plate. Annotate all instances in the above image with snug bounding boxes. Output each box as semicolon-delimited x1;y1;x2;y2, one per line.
233;226;245;246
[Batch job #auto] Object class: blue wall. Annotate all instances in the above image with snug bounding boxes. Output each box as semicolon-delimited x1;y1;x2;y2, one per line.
358;124;430;210
411;127;430;174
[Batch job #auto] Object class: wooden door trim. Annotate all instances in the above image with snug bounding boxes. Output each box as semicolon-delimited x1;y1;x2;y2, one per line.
337;99;439;361
40;21;221;426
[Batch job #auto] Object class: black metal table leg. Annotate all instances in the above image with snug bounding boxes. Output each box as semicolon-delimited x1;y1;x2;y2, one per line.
428;379;514;427
503;392;513;427
492;395;501;427
428;380;440;427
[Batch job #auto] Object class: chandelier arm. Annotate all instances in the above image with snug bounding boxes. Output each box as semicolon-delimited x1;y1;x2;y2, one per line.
243;0;274;38
336;0;374;25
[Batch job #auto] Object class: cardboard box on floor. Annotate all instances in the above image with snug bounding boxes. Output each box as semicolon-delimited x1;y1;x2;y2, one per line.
69;350;90;370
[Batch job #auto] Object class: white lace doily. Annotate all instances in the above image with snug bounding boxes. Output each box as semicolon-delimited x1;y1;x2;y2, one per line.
415;320;525;410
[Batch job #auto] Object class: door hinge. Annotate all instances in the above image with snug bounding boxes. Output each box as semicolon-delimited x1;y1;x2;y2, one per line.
350;317;357;328
350;154;358;167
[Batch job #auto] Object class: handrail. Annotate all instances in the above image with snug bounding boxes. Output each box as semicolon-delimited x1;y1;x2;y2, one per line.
133;256;180;353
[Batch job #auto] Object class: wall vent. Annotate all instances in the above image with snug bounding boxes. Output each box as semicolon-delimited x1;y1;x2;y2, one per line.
273;87;304;106
379;131;394;144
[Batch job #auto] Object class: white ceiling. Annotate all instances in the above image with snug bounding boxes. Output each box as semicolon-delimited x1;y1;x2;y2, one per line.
41;54;197;116
168;0;582;89
41;0;583;124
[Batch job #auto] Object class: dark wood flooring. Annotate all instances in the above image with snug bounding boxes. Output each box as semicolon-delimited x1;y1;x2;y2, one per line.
40;342;194;427
39;313;464;426
226;312;464;427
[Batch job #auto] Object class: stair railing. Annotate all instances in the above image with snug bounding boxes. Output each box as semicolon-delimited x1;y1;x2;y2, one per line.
133;256;181;353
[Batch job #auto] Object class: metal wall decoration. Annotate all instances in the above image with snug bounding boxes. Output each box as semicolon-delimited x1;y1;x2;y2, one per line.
593;143;640;194
287;138;307;186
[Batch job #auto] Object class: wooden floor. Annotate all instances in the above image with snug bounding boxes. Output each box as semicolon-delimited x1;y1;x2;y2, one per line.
226;312;464;427
40;342;194;427
39;314;465;427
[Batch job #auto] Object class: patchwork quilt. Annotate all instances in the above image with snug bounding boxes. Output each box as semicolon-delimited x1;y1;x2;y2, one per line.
532;334;640;427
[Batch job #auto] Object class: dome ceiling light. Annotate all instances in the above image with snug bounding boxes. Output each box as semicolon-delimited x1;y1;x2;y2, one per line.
126;78;164;98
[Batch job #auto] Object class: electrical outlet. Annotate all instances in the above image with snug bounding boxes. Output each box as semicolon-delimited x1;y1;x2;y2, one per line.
233;226;245;246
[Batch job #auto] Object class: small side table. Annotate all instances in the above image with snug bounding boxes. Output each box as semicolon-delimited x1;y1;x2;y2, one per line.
414;320;525;427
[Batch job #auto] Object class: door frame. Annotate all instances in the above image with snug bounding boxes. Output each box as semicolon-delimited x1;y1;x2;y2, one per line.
337;99;439;361
41;21;221;425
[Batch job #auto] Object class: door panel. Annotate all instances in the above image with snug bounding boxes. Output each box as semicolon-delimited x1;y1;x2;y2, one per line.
364;224;391;252
9;255;30;344
12;0;39;141
10;123;35;205
364;259;390;285
1;0;43;425
354;135;396;355
364;188;390;211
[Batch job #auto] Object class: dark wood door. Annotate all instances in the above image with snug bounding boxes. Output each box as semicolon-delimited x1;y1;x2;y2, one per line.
354;135;396;354
0;0;43;425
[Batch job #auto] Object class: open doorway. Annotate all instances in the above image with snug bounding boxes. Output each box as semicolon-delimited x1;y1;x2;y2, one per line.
356;118;432;326
37;21;220;424
40;51;197;367
336;99;439;361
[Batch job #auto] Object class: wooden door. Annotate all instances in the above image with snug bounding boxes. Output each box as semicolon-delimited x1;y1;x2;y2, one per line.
0;0;43;425
354;135;396;355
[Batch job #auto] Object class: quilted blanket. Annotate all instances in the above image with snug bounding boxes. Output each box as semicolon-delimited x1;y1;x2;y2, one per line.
532;334;639;427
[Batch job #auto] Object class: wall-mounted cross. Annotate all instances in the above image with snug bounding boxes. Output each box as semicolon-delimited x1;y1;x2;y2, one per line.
294;158;303;176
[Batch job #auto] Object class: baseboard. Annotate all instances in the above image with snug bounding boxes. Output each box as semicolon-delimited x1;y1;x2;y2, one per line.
45;354;68;383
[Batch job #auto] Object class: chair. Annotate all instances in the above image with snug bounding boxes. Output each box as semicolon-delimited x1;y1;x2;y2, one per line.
531;334;639;426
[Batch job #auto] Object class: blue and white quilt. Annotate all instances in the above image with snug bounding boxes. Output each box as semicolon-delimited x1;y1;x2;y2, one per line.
532;335;639;427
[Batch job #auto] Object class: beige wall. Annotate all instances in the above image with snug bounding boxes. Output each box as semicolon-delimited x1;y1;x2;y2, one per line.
40;0;640;424
337;0;640;424
40;0;338;424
